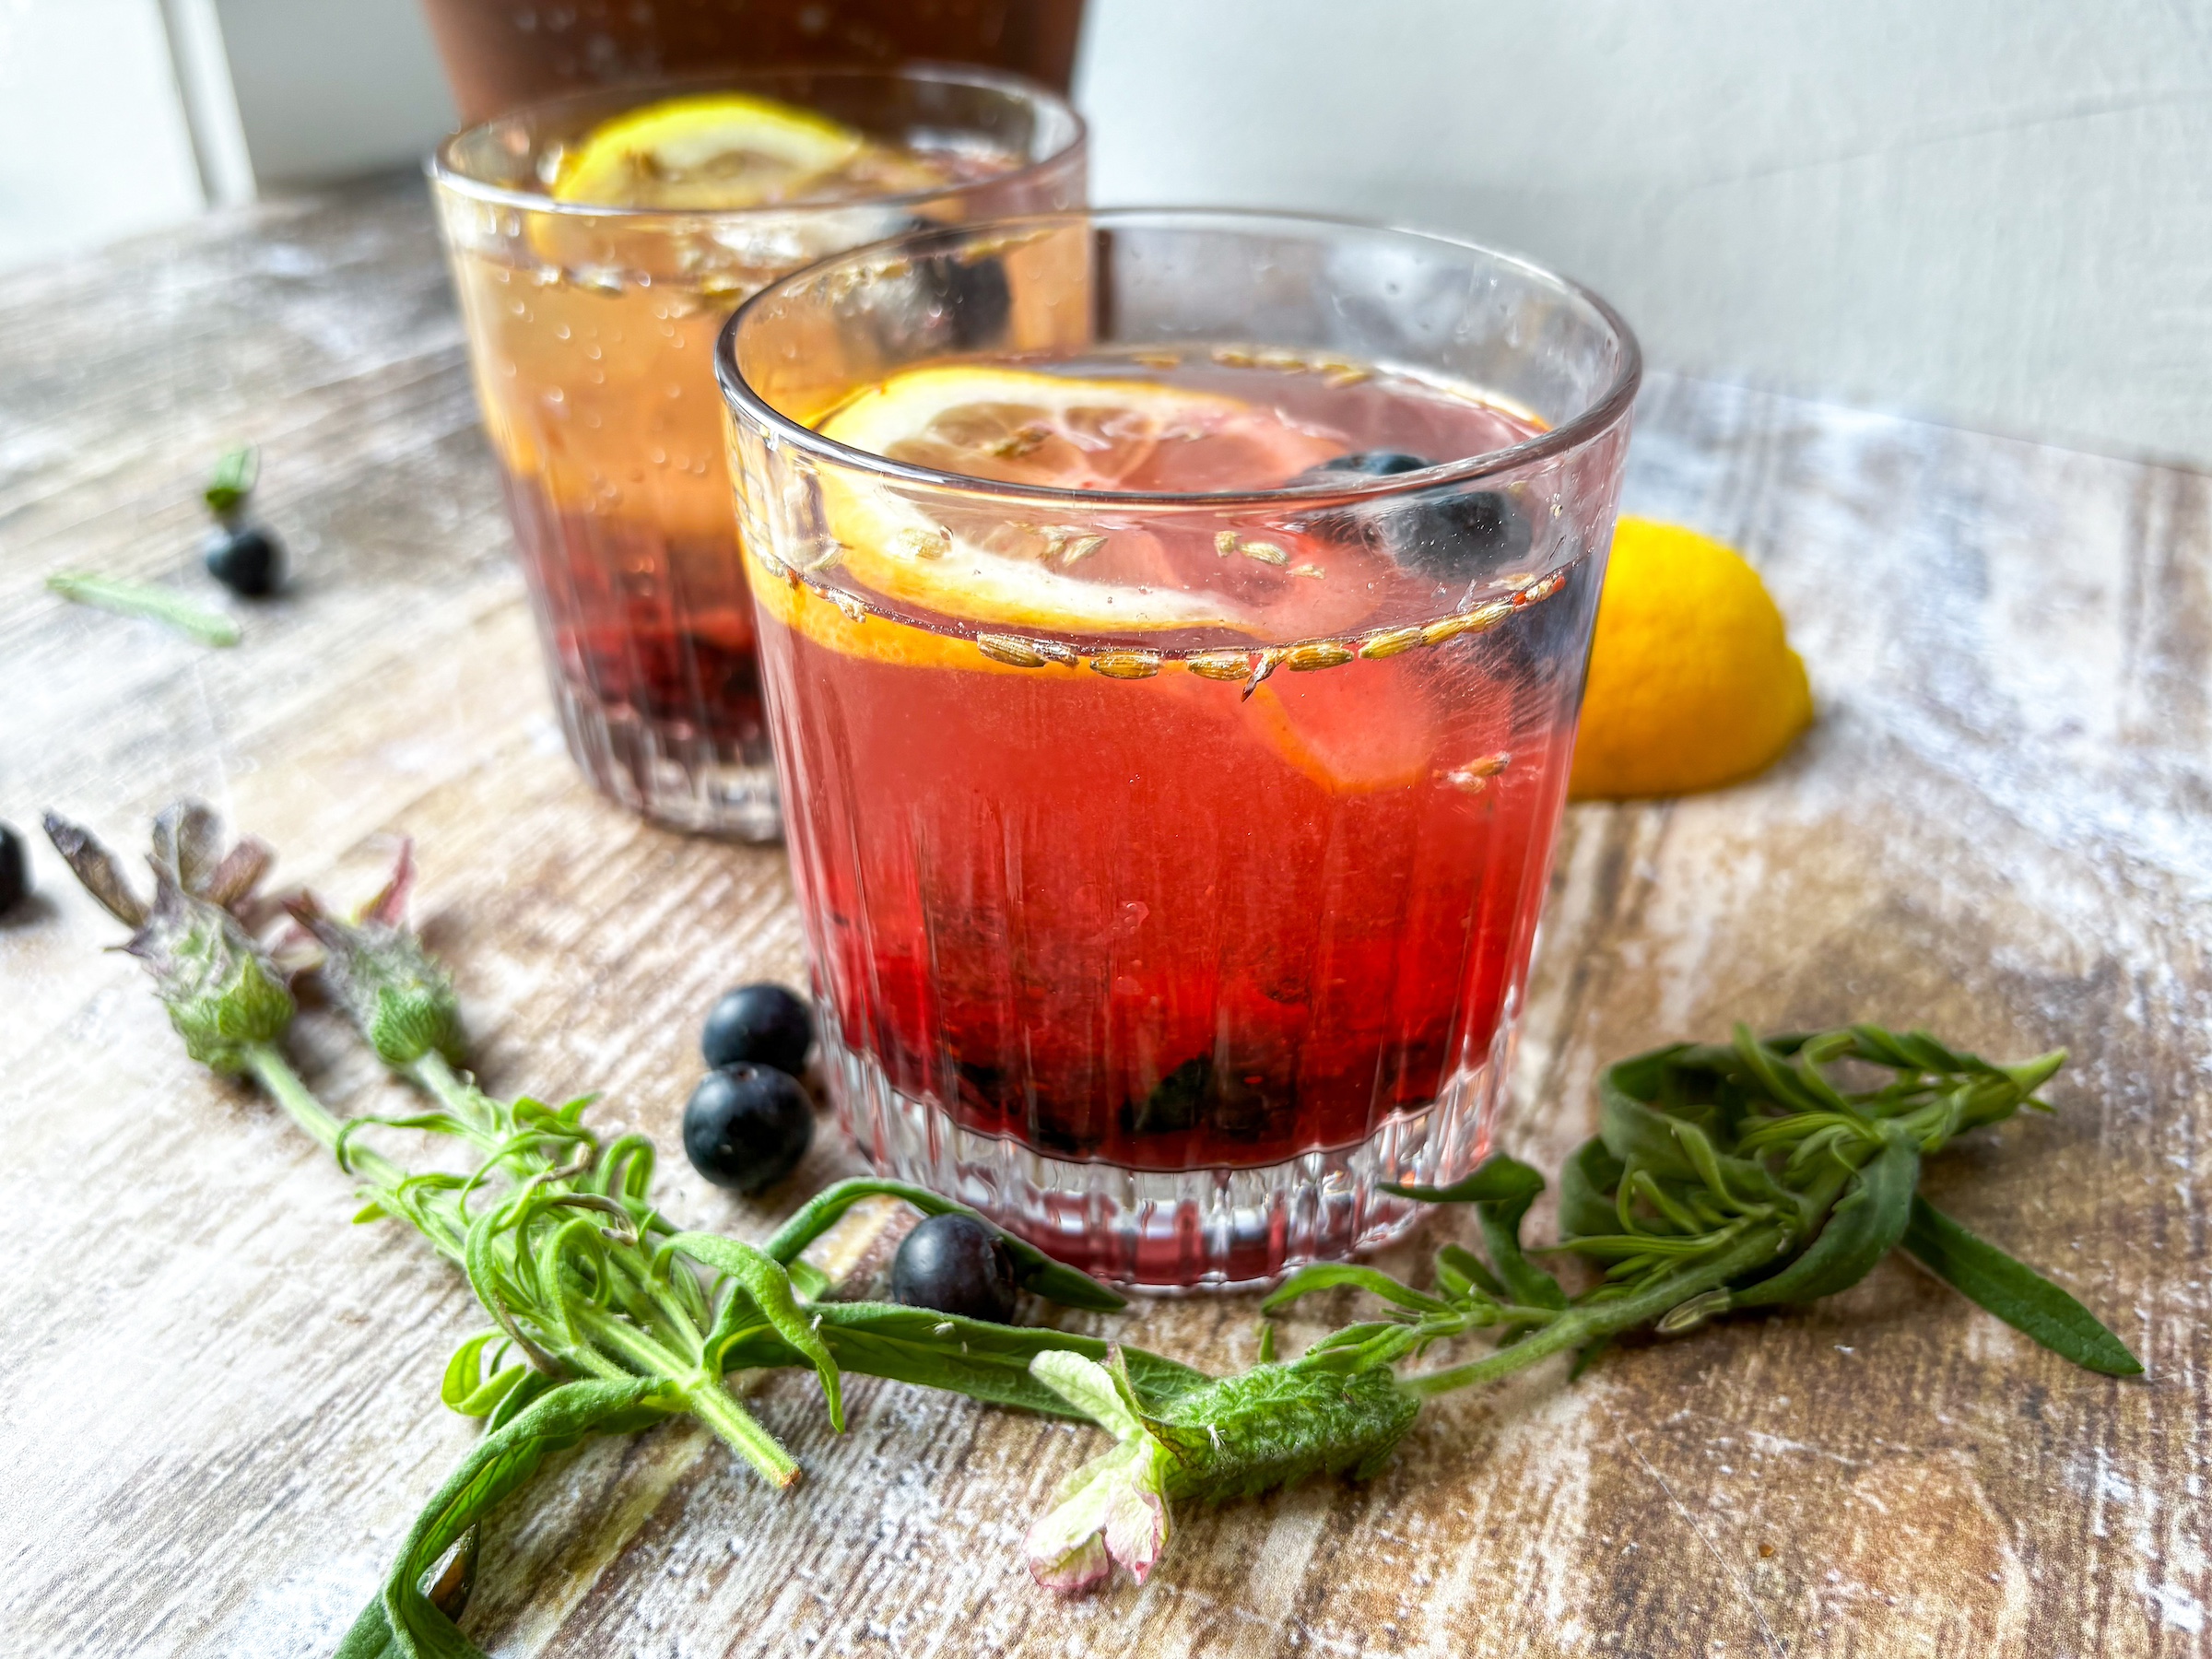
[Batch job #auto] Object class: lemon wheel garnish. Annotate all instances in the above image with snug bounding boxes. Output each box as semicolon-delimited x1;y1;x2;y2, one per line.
552;93;865;210
813;365;1285;634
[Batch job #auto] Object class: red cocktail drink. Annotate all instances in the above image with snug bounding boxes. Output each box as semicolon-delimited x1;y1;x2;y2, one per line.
721;214;1640;1284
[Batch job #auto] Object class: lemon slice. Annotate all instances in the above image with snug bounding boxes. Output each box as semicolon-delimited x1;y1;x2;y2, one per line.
552;93;866;210
814;365;1319;633
1242;681;1435;794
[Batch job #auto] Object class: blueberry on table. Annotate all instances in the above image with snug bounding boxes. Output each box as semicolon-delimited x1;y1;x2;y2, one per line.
202;524;285;597
700;982;814;1075
682;1064;814;1194
0;823;28;914
200;445;284;597
1292;449;1532;580
891;1212;1020;1324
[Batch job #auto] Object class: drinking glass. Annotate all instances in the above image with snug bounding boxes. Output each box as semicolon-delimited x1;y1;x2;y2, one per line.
430;67;1084;836
719;210;1639;1284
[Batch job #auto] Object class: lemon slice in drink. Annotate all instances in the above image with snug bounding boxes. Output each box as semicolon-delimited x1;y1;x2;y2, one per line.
813;364;1339;633
552;93;867;209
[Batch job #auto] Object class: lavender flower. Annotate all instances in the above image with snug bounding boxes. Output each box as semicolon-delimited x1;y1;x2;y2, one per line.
1022;1350;1172;1591
43;803;290;1072
283;841;462;1067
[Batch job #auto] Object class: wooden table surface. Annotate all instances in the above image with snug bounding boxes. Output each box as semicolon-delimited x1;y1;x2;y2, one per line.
4;172;2205;1659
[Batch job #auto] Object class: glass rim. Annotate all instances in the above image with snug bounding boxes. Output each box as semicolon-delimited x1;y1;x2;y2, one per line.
716;206;1643;512
425;61;1086;225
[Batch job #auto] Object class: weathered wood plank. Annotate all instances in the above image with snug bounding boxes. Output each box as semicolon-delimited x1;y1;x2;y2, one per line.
2;174;2202;1657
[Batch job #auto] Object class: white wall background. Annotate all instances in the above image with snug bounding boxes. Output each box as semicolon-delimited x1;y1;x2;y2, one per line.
5;0;2211;465
1076;0;2212;465
212;0;453;186
0;0;208;269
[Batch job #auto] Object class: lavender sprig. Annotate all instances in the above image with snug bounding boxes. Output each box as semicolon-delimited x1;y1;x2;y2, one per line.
45;804;2139;1630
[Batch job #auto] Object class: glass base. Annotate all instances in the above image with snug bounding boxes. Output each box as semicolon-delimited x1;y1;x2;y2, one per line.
548;675;782;840
823;1019;1507;1290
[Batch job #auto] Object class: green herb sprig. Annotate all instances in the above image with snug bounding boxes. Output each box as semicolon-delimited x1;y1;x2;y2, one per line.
45;805;2141;1634
1340;1028;2140;1393
44;806;1201;1656
1015;1029;2139;1589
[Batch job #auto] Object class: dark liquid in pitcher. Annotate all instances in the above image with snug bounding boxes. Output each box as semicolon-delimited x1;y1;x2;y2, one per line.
419;0;1087;122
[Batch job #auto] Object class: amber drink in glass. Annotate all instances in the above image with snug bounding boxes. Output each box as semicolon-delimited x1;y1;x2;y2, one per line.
720;211;1639;1283
430;68;1084;834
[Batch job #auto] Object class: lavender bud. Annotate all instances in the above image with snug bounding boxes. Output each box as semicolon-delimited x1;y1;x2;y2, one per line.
286;843;462;1067
46;806;295;1074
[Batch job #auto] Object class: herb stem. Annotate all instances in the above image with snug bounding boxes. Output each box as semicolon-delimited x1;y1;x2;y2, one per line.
571;1303;797;1486
1401;1225;1788;1397
683;1373;803;1488
407;1050;509;1149
244;1042;407;1190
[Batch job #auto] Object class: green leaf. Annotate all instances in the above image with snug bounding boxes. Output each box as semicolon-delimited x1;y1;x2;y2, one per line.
1604;1042;1700;1107
1557;1137;1626;1241
1030;1350;1147;1440
671;1232;843;1431
716;1301;1206;1418
1473;1174;1568;1311
48;571;242;647
439;1334;527;1418
333;1377;659;1659
485;1370;555;1433
1598;1071;1706;1181
1383;1153;1545;1206
462;1206;554;1376
1259;1263;1449;1315
1731;1135;1920;1309
1140;1363;1421;1500
1903;1197;2143;1377
204;442;259;517
1433;1242;1505;1304
761;1178;1124;1312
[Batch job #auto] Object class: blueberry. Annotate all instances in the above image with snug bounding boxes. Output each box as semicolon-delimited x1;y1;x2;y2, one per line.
203;524;285;597
859;225;1011;356
915;248;1011;349
700;982;814;1075
891;1212;1019;1324
682;1064;814;1194
1297;450;1430;480
1292;450;1532;580
0;823;27;915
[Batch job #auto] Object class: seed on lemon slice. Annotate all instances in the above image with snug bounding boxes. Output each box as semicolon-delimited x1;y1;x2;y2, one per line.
551;93;867;210
813;365;1339;633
